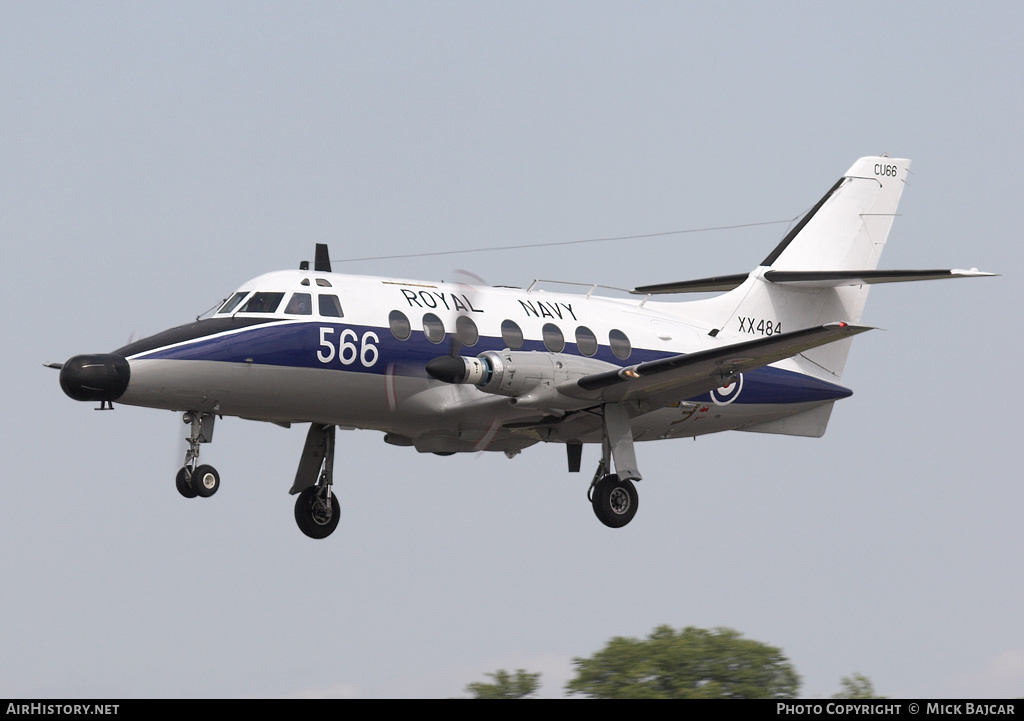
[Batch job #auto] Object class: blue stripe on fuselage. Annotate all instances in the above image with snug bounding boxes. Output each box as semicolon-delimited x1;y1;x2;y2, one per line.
133;320;852;405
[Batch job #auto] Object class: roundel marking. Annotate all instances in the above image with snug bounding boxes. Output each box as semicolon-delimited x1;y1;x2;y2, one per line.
710;373;744;406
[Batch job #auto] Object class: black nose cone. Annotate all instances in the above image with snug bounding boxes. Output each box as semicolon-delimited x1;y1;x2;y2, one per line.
59;354;131;402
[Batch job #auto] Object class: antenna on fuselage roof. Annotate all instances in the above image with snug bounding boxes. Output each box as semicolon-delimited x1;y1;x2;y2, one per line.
314;244;332;273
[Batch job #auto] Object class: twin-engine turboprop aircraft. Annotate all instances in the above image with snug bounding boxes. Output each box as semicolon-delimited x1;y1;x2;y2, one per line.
54;156;993;538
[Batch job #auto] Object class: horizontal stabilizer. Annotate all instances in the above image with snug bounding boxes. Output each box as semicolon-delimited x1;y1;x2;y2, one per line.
763;268;997;287
631;268;995;295
632;273;749;295
562;322;870;405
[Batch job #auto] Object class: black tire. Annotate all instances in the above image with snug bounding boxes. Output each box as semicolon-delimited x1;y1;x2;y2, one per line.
176;467;198;499
192;464;220;498
294;486;341;539
591;474;638;528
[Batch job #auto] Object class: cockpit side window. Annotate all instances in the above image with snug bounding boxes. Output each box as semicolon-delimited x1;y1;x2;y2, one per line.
217;292;249;315
319;294;344;318
240;292;285;313
285;292;312;315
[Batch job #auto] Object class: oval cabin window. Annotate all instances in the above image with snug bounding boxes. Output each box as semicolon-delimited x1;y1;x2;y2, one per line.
575;326;598;356
455;316;479;347
501;319;524;350
609;329;632;360
542;323;565;353
422;313;446;344
389;310;411;340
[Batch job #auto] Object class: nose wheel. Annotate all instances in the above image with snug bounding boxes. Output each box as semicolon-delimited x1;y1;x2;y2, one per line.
175;464;221;498
175;467;198;498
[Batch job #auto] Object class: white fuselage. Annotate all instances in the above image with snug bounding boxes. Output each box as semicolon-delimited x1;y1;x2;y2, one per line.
112;268;851;455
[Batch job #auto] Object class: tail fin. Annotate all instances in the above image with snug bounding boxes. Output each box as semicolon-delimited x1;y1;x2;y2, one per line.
713;156;910;379
761;156;909;273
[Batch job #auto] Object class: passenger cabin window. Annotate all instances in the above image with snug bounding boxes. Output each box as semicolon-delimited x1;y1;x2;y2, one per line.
218;292;249;315
319;294;344;318
501;320;524;350
609;329;632;359
455;316;479;347
542;323;565;353
240;292;285;313
389;310;411;340
422;313;445;344
575;326;598;356
285;293;312;315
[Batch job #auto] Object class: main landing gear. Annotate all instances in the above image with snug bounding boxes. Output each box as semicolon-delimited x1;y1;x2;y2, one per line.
586;403;641;529
175;411;220;499
290;423;340;539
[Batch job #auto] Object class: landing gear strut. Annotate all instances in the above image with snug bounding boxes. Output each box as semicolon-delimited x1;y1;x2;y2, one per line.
291;424;340;539
176;411;219;499
588;403;641;528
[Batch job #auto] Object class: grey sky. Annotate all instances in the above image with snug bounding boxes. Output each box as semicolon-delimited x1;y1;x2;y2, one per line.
2;1;1019;698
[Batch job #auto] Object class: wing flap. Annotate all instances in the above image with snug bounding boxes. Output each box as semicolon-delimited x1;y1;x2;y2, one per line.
563;322;871;404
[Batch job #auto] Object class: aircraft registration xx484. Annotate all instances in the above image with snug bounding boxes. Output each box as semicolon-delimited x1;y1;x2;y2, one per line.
54;156;993;538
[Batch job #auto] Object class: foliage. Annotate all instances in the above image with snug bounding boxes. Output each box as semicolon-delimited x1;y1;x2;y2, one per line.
465;669;542;699
832;673;885;699
565;625;800;699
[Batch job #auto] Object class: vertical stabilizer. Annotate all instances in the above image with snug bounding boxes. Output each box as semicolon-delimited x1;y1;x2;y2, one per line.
762;156;909;273
714;156;910;379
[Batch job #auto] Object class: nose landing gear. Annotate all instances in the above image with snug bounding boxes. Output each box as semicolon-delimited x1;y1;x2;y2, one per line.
175;412;220;499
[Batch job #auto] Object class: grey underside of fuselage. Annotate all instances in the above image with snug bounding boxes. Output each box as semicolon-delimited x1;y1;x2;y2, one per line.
118;359;831;453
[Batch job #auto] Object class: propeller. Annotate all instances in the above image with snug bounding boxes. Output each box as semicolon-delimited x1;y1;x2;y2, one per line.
447;268;486;359
390;267;486;413
425;269;486;384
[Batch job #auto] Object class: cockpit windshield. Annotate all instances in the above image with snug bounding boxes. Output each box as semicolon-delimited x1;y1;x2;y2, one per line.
239;292;285;313
284;292;312;315
217;292;249;315
216;287;337;317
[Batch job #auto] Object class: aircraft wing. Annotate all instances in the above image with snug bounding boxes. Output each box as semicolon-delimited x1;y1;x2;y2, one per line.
561;322;871;405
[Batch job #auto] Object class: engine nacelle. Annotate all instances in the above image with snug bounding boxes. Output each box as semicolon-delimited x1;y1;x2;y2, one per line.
426;350;617;403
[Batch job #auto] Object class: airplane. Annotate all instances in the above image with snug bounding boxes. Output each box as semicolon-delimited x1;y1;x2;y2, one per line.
52;155;994;539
